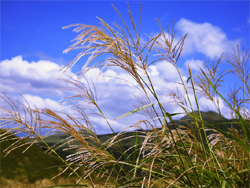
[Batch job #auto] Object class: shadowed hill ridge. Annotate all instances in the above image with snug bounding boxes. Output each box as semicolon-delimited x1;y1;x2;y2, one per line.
28;111;234;160
0;129;68;184
180;110;228;122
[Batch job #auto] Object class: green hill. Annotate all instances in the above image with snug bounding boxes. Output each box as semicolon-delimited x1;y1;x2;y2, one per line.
31;130;147;160
180;110;228;122
20;111;240;162
0;129;68;184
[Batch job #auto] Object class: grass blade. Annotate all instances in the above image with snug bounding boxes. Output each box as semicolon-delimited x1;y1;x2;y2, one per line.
133;131;138;161
115;103;153;120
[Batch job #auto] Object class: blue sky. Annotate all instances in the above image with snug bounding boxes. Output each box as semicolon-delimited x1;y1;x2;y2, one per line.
1;1;250;134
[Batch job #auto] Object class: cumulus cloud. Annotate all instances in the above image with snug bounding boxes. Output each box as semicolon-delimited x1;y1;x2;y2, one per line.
1;56;60;79
176;18;240;58
198;96;230;119
22;94;62;111
154;61;180;80
0;55;231;134
0;56;75;97
184;59;205;72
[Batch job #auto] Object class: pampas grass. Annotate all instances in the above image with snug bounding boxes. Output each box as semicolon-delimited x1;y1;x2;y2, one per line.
1;3;249;188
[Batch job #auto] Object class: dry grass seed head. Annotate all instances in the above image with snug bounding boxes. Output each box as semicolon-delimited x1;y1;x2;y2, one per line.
195;54;227;102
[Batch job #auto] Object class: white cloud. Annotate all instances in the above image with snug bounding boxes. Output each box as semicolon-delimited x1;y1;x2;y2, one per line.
0;56;60;79
176;18;240;58
22;94;61;111
198;96;230;118
148;65;159;76
0;55;232;134
155;61;179;80
0;56;75;97
184;59;205;72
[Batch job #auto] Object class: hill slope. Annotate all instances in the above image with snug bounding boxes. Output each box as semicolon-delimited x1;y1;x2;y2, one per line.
180;110;228;121
24;111;240;161
0;129;67;184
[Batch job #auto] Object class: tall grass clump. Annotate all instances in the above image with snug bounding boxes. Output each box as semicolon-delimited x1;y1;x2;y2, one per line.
1;3;250;188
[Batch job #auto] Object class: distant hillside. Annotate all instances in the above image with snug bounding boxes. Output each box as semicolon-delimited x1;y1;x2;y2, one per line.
180;110;228;122
31;130;147;160
27;129;98;159
0;129;68;184
24;111;239;161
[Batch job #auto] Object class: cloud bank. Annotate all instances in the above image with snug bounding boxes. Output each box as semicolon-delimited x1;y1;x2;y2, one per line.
0;56;72;97
176;18;240;58
1;18;238;134
0;55;230;134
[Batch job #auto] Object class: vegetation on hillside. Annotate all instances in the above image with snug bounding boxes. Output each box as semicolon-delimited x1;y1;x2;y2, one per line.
0;129;80;188
1;3;250;188
27;111;237;161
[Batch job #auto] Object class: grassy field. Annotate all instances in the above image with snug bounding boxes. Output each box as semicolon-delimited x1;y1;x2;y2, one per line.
1;3;250;188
